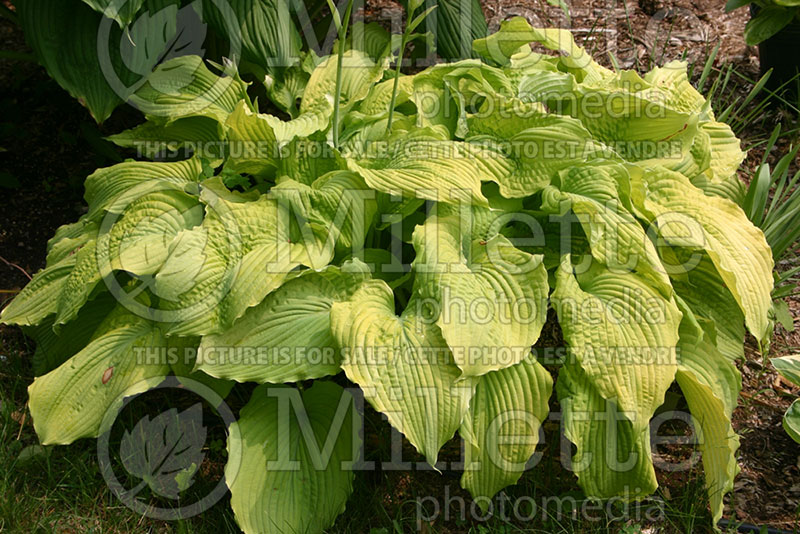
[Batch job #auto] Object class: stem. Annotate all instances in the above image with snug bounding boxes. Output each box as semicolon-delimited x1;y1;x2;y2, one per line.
332;0;355;148
386;32;408;135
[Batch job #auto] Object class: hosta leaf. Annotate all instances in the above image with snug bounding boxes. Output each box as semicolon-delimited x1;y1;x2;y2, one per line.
270;171;377;253
702;120;746;182
467;96;614;197
556;356;659;498
674;299;740;524
346;21;392;60
773;355;800;386
153;179;327;336
661;248;745;362
19;0;124;123
27;307;171;445
99;189;205;276
430;0;487;60
552;257;680;498
1;237;102;327
345;128;493;206
541;164;672;297
744;6;792;45
330;279;476;466
201;0;302;75
84;157;204;221
412;213;549;376
80;0;146;27
460;355;552;506
132;55;250;122
107;116;226;159
226;382;359;534
473;17;611;82
23;293;117;376
630;165;773;341
300;50;386;119
198;263;371;383
224;100;330;176
552;257;681;430
411;60;512;138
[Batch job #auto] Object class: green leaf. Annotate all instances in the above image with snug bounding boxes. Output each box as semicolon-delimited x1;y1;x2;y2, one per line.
226;382;360;534
27;307;172;445
330;279;476;466
773;355;800;386
631;165;774;341
460;355;552;507
783;400;800;443
745;6;792;46
201;0;302;75
430;0;487;60
19;0;124;122
198;263;370;383
80;0;146;27
412;213;549;376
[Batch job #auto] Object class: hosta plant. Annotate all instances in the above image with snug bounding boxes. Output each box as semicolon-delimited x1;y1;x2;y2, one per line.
2;16;774;533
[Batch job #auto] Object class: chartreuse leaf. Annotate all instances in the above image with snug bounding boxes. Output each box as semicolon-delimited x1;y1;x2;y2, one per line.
552;257;681;498
412;213;549;376
556;355;659;498
411;60;513;138
541;164;672;298
674;298;740;525
198;263;370;383
226;382;360;534
131;55;250;122
23;293;117;376
84;157;204;221
473;17;611;82
460;354;552;507
630;165;774;341
467;96;612;198
223;100;331;176
99;190;205;277
27;307;172;445
107;116;226;159
301;49;386;120
0;236;102;328
330;279;476;467
661;248;745;362
345;128;494;206
153;178;328;336
270;171;377;253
